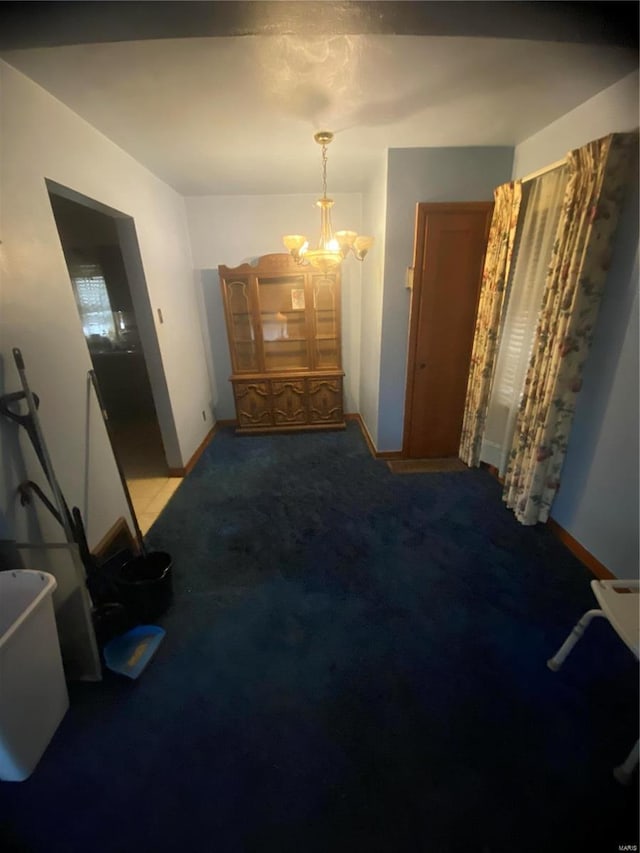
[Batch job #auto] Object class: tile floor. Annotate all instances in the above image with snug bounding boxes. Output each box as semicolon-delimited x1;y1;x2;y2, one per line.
129;476;182;535
109;417;183;535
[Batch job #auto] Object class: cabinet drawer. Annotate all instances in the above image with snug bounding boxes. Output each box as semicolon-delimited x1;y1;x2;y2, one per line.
233;381;272;427
307;377;343;424
271;380;308;425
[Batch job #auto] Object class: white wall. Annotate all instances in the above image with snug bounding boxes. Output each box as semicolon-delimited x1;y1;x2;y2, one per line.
377;146;514;450
0;61;212;547
512;71;639;177
359;152;388;446
184;193;363;417
512;70;639;577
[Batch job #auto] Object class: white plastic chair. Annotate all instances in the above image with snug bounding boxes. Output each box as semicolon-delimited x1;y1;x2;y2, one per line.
547;579;639;785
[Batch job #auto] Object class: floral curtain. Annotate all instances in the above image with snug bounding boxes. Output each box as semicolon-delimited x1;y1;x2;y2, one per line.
459;181;522;465
503;132;635;525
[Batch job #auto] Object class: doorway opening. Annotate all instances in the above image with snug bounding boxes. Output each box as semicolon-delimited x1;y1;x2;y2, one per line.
47;186;176;527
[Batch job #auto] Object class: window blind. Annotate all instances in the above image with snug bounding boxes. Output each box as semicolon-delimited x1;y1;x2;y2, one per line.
480;164;568;474
69;261;116;340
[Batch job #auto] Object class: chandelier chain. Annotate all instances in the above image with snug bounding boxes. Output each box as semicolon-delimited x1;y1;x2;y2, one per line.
321;143;328;199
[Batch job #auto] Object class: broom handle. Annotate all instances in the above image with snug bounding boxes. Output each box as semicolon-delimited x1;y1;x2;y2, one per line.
88;369;147;556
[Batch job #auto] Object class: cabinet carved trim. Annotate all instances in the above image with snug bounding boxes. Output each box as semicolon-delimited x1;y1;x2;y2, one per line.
220;254;345;434
308;378;343;424
272;380;307;425
234;381;272;427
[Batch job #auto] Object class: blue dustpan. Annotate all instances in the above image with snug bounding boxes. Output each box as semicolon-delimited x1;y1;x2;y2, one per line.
103;625;166;679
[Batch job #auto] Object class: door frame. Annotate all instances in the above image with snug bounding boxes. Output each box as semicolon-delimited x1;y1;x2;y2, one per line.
46;179;181;470
402;201;494;458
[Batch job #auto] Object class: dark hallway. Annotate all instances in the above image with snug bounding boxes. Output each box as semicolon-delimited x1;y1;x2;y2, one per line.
48;192;176;527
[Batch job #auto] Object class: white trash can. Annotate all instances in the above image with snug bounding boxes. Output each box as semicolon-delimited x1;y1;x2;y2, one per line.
0;570;69;781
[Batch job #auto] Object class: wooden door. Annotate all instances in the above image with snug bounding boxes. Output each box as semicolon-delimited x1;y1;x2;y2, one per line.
403;202;493;458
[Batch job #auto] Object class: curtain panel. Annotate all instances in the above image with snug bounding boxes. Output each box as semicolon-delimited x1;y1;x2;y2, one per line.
480;167;568;476
459;181;522;466
503;132;635;525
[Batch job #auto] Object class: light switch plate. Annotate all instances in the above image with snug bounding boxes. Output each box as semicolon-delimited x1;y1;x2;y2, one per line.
405;267;414;289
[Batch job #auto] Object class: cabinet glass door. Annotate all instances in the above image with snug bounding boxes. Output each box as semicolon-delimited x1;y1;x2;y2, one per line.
312;275;339;368
227;280;258;372
256;275;309;371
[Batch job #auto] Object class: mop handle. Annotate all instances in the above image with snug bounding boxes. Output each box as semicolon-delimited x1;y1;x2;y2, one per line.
12;348;76;544
87;369;147;556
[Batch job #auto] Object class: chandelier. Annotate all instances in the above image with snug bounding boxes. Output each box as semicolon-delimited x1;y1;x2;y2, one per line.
283;131;373;273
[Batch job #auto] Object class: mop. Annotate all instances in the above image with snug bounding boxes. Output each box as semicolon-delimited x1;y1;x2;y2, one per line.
1;348;167;679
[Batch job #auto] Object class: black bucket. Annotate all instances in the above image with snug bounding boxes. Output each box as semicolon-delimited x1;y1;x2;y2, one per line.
113;551;173;623
92;601;136;647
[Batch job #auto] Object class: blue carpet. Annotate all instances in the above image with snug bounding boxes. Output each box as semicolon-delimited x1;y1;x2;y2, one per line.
1;423;638;852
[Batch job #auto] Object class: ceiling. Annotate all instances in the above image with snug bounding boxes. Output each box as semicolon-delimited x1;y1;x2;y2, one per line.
1;2;637;195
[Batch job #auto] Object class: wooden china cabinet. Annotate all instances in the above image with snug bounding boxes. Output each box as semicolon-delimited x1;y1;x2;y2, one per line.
218;253;345;434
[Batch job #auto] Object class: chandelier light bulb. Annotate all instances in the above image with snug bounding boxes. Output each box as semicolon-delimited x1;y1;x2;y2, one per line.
283;234;309;261
353;235;374;261
335;230;358;258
